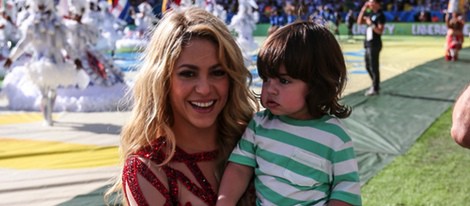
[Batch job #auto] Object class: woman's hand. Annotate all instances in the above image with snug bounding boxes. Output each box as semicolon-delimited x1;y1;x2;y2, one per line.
365;17;372;26
361;2;370;11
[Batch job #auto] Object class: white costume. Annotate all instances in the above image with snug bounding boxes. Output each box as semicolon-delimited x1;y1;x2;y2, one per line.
14;0;33;34
206;0;227;23
5;0;89;90
57;0;128;111
81;0;102;25
2;0;89;125
2;0;129;125
0;1;20;77
94;1;126;55
65;1;125;85
228;0;259;66
0;8;20;60
116;1;155;52
133;1;157;38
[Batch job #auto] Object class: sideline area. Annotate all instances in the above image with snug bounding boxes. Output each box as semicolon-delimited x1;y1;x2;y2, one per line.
343;47;469;183
0;35;468;205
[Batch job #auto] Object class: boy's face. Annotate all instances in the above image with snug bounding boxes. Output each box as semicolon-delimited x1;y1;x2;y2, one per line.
261;65;312;120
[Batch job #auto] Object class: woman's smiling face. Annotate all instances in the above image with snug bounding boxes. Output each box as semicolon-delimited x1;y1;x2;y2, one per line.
169;38;229;130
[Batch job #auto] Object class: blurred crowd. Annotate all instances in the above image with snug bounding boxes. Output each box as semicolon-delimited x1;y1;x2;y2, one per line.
127;0;469;25
213;0;470;23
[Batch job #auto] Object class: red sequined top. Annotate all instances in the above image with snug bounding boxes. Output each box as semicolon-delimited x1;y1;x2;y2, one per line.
122;140;218;206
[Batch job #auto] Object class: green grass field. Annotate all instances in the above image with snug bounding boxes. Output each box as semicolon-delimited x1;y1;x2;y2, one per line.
338;35;470;205
362;108;470;205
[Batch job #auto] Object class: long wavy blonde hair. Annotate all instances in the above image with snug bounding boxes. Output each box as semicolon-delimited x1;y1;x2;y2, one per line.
105;6;258;205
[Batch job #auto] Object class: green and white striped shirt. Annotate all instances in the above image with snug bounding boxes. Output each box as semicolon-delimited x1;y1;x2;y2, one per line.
229;110;362;206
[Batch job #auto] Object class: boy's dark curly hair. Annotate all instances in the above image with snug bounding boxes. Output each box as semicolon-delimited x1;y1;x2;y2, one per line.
257;21;351;119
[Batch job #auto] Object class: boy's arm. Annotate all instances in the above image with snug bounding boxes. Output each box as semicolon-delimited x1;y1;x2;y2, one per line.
216;162;253;206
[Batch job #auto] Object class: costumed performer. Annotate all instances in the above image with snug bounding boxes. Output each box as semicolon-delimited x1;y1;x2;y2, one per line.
0;6;20;61
64;0;125;87
115;1;155;53
2;0;89;126
444;8;465;61
54;0;128;112
95;1;126;56
132;1;157;39
228;0;259;67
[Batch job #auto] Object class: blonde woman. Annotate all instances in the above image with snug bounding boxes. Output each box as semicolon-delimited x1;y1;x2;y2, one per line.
106;7;258;206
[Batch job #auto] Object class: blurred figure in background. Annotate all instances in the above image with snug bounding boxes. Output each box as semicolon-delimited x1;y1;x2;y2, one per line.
0;7;20;60
267;9;284;36
357;0;385;96
132;1;158;38
345;9;356;41
444;12;464;61
2;0;88;126
228;0;259;67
